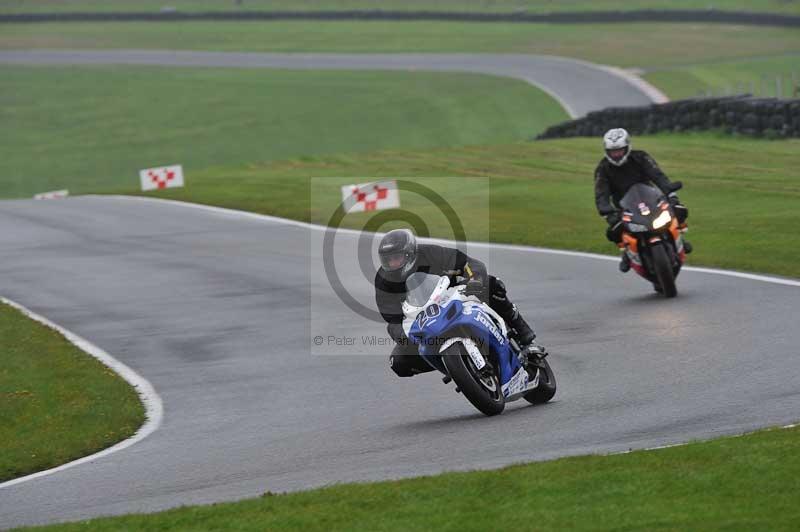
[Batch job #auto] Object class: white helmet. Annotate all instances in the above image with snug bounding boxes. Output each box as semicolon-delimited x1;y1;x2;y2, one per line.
603;128;631;166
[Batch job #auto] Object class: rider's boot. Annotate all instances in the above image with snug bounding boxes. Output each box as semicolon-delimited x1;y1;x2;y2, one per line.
522;342;548;373
653;283;663;294
619;252;631;273
509;311;536;348
489;278;537;348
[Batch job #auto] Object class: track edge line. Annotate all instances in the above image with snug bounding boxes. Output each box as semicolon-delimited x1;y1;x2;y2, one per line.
0;297;164;490
99;194;800;288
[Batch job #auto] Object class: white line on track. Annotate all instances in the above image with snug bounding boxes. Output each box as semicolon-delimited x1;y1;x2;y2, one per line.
542;54;670;105
522;80;578;119
0;298;164;490
105;195;800;289
616;421;800;457
599;65;670;104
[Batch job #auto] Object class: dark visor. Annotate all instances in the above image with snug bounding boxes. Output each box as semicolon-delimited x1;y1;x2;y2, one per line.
606;147;627;161
381;252;408;271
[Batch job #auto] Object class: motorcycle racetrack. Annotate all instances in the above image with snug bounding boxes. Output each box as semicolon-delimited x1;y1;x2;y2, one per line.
1;47;799;529
0;195;798;528
0;50;663;119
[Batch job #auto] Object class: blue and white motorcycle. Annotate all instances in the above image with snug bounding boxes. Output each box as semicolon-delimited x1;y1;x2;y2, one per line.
402;272;556;416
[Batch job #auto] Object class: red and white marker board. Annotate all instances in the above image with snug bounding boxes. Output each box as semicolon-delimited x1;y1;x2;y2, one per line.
140;165;185;191
340;180;400;214
33;189;69;200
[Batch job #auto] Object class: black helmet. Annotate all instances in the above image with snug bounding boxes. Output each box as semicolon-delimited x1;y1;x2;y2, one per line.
378;229;418;282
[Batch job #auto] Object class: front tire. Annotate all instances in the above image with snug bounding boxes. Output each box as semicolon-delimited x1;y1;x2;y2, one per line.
523;358;557;405
651;243;677;298
441;343;505;416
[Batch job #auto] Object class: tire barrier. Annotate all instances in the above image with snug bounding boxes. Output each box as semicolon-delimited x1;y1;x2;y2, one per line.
2;9;800;27
535;96;800;140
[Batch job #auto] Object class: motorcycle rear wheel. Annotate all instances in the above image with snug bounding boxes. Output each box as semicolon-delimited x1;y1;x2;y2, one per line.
442;343;505;416
651;243;678;298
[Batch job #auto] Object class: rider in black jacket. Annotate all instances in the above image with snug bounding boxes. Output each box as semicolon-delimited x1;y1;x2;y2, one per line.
374;229;543;377
594;128;691;271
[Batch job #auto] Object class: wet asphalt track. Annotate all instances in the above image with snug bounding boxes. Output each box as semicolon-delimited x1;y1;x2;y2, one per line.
0;196;799;528
0;50;795;527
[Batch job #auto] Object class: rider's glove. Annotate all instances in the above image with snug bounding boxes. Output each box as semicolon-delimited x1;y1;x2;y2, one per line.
669;193;689;223
605;211;622;227
463;278;485;298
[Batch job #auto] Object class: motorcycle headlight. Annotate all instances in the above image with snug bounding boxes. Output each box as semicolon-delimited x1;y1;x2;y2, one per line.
652;211;672;229
627;223;649;233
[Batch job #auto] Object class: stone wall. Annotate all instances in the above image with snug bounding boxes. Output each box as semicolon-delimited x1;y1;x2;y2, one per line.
536;96;800;140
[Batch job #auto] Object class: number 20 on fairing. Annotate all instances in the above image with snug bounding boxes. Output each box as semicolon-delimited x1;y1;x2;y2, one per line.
416;304;441;328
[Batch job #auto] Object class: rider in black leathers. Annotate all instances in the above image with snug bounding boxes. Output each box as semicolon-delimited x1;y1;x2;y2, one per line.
594;128;691;271
374;229;541;377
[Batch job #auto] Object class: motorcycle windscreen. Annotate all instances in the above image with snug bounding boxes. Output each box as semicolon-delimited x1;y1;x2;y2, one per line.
619;183;664;212
405;272;442;307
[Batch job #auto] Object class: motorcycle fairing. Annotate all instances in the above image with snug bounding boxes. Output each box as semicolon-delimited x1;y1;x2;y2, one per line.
619;184;685;280
407;289;527;393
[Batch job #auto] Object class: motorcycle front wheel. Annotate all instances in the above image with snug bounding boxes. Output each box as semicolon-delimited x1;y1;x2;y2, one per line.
651;243;678;298
523;358;557;405
441;343;505;416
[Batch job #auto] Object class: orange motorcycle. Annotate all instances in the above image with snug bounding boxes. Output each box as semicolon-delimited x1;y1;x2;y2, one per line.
619;182;687;297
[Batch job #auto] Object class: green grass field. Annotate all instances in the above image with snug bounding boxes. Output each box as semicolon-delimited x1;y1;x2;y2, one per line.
643;53;800;99
2;0;798;15
0;65;566;198
4;13;797;103
21;424;800;531
0;301;145;482
2;66;797;278
135;135;800;279
2;21;798;69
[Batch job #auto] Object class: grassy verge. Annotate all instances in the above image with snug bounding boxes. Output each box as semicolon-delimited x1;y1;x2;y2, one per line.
1;0;798;15
1;66;795;276
126;134;800;279
644;53;800;99
2;21;798;68
0;301;145;482
0;65;566;198
22;423;800;531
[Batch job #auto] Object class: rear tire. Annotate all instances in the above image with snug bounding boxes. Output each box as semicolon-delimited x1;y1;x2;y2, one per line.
523;358;557;405
441;343;505;416
651;244;677;298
